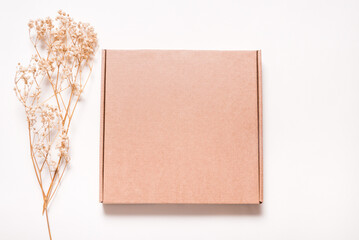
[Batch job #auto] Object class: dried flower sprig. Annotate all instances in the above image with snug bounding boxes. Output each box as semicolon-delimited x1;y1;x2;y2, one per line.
14;10;97;239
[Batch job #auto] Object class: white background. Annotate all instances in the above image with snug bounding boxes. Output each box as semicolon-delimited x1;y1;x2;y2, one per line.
1;0;359;239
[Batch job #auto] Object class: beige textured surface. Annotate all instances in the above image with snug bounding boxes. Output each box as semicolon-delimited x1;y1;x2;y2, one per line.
101;50;262;204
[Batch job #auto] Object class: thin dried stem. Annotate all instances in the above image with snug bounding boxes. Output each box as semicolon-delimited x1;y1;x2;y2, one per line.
45;208;52;240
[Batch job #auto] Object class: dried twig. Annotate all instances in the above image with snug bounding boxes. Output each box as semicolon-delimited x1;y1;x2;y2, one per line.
14;10;97;239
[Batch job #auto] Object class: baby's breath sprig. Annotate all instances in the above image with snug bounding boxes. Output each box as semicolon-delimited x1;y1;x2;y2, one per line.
14;10;97;240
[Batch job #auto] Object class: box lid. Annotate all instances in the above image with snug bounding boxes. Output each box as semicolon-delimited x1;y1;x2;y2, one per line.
100;50;263;204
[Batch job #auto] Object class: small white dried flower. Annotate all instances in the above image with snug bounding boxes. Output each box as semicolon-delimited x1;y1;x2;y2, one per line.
28;20;34;29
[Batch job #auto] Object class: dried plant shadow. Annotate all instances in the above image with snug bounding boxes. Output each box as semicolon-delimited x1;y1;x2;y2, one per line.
103;204;262;216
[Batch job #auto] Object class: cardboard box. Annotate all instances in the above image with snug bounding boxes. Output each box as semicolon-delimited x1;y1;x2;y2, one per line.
100;50;263;204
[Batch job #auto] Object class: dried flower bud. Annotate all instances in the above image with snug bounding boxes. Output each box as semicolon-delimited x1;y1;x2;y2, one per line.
28;20;34;29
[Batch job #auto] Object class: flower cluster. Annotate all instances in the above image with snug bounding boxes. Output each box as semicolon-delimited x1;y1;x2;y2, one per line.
57;130;70;163
14;10;97;239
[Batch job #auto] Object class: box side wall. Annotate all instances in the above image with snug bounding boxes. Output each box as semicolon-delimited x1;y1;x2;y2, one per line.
257;50;263;203
99;49;107;203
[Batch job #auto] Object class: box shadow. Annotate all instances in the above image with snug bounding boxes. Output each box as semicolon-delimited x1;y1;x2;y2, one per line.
103;204;262;216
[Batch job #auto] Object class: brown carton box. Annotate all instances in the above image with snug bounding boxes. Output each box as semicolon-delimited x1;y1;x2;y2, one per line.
100;50;263;204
